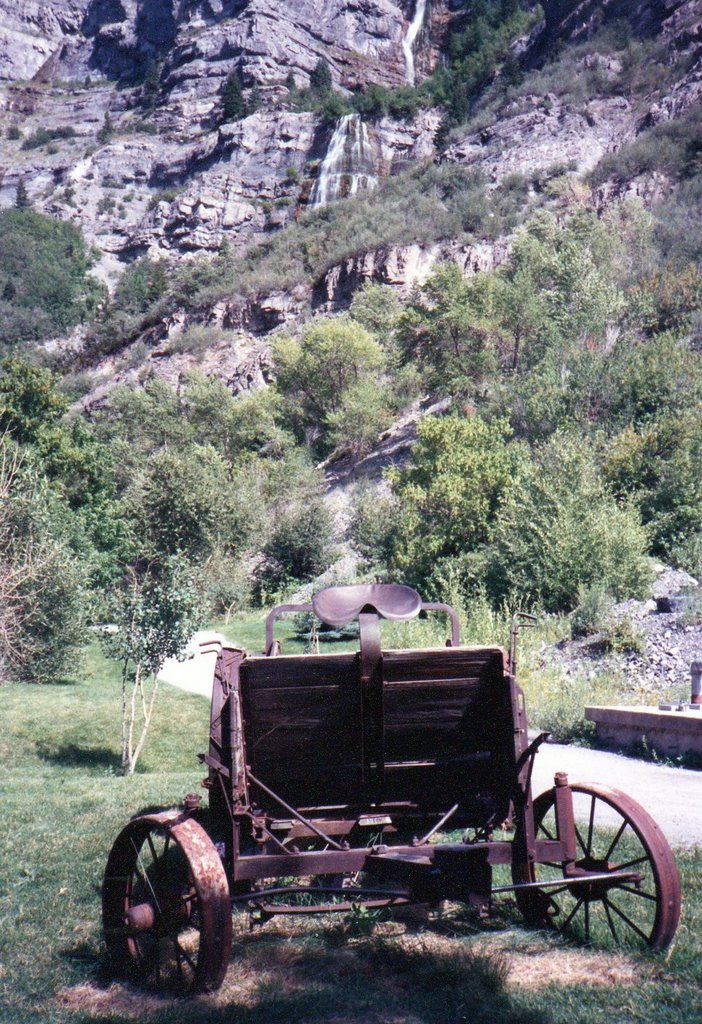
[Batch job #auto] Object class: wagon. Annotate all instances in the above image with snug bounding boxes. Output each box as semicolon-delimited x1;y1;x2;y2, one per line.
103;583;681;993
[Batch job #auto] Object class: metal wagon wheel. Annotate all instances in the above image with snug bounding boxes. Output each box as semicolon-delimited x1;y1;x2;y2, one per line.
103;811;232;993
512;782;680;950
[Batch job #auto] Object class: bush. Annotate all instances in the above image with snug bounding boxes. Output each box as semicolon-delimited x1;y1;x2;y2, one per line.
0;208;104;342
113;256;168;315
20;126;76;150
570;582;614;638
254;499;335;599
488;433;651;612
0;446;89;682
273;315;385;453
388;414;518;589
602;616;646;655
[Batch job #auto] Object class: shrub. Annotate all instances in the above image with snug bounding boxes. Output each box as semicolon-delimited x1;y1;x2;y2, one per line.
570;582;614;638
113;256;168;314
221;69;247;122
0;208;104;339
0;444;89;682
273;315;385;452
487;432;651;612
20;126;76;150
602;615;646;655
254;498;335;599
388;415;518;590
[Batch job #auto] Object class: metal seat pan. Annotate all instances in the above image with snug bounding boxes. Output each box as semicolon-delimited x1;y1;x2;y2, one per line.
312;584;422;628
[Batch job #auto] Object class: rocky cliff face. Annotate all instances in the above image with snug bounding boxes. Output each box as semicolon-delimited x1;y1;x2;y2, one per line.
1;1;450;284
1;0;701;399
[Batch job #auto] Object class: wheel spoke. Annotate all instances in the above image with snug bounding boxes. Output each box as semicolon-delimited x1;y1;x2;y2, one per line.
613;854;649;872
586;795;596;856
614;885;658;902
604;899;619;943
559;896;584;932
539;822;556;841
605;897;650;943
146;832;160;867
603;820;629;863
131;838;162;915
584;899;590;942
574;824;588;856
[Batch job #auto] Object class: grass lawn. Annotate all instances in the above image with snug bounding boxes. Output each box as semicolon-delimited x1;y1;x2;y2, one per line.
1;640;701;1024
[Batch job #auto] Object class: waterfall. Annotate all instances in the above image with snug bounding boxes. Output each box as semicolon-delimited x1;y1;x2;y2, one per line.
402;0;427;87
310;113;378;207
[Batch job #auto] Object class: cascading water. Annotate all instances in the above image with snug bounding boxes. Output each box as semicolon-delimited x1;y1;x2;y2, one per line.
310;113;378;207
402;0;427;86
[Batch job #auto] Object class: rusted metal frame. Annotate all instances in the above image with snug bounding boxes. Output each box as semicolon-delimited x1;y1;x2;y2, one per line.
417;803;460;846
420;602;461;646
246;769;345;851
231;885;411;904
238;808;293;855
508;612;537;679
553;773;578;865
252;896;411;916
494;869;643;896
233;839;523;882
264;601;313;654
359;611;384;794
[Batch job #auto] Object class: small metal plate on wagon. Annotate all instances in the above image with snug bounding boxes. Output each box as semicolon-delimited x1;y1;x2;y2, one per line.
358;815;392;827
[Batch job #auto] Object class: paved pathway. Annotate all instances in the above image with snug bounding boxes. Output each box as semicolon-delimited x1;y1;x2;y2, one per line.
159;635;702;847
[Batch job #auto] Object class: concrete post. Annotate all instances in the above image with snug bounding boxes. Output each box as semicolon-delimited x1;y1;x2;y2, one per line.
691;661;702;705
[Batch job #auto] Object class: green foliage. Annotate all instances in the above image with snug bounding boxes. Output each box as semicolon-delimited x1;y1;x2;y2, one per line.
429;0;536;138
141;58;162;111
488;433;651;612
349;280;402;350
254;497;335;599
97;110;114;145
14;177;30;208
602;615;646;655
273;315;385;452
221;68;247;122
125;444;260;562
113;256;168;314
570;582;614;639
388;414;517;589
6;123;21;140
309;58;333;96
349;485;401;572
591;109;702;186
101;555;203;774
603;414;702;558
399;261;499;390
20;125;76;150
325;376;393;458
0;208;103;348
0;441;89;683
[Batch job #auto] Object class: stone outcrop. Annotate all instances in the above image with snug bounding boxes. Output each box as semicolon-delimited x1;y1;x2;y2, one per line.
443;93;632;185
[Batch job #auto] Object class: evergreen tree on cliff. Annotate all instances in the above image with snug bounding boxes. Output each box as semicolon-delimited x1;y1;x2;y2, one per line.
14;178;31;209
221;70;247;122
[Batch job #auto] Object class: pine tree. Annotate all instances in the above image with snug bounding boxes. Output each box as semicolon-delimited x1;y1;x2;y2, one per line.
14;178;31;209
97;111;114;145
221;69;247;122
142;58;161;111
309;59;332;96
